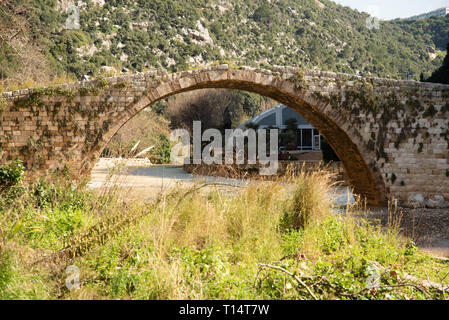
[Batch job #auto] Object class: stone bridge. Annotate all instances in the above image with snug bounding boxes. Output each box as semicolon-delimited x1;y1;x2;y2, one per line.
1;65;449;207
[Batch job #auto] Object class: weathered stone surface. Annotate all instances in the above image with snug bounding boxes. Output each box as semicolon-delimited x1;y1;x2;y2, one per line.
426;194;449;209
1;66;449;206
404;193;426;209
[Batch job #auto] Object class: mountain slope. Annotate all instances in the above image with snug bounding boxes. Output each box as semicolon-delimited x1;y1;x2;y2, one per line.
2;0;448;84
393;16;449;51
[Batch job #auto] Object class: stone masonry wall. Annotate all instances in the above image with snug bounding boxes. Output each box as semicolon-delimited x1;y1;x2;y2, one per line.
0;65;448;207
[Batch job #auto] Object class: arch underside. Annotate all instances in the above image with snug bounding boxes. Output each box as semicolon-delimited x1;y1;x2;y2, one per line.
96;78;385;206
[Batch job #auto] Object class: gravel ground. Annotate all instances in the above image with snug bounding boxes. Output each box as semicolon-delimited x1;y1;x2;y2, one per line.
95;157;153;169
368;207;449;258
88;162;250;201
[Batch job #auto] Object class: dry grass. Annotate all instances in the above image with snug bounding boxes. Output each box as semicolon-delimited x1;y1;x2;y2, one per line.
104;108;171;160
0;74;78;93
1;163;448;300
282;168;336;229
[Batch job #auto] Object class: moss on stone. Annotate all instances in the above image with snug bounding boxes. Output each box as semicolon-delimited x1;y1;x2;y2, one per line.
423;105;437;118
290;68;308;90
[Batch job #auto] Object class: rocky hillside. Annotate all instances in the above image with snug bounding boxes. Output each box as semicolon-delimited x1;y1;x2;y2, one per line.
1;0;449;86
393;16;449;51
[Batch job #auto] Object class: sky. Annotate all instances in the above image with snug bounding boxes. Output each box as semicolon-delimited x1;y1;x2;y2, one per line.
332;0;449;20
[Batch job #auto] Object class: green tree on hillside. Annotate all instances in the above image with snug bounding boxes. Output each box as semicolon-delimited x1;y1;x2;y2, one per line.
252;3;276;26
426;42;449;84
3;0;449;87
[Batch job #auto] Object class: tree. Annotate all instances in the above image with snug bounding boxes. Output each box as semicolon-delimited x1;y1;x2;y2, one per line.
321;138;340;163
426;42;449;84
165;89;276;134
280;118;298;146
252;3;275;26
0;1;53;86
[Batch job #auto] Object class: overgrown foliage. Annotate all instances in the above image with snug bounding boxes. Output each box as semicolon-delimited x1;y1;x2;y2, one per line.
152;134;172;164
104;108;171;160
0;0;56;89
393;16;449;51
0;159;24;193
165;89;277;133
0;162;447;300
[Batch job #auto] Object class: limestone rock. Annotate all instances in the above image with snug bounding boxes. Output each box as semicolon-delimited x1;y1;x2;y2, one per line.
404;194;425;209
426;195;448;209
183;21;214;45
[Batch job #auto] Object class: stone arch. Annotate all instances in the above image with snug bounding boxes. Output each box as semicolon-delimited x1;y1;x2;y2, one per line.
81;68;385;206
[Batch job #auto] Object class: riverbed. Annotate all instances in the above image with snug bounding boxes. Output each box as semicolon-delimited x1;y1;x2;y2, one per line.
88;160;449;258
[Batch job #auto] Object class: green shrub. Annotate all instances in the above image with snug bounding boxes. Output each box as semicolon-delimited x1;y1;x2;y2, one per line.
281;230;304;256
252;3;276;25
404;240;418;256
30;179;89;210
152;134;171;164
0;96;7;114
0;161;27;210
423;105;437;118
0;251;13;294
0;159;24;192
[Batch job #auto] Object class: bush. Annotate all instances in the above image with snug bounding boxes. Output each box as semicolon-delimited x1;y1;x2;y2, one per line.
0;159;24;192
252;3;276;25
27;178;89;210
0;251;13;294
321;139;340;163
152;134;171;164
0;160;27;210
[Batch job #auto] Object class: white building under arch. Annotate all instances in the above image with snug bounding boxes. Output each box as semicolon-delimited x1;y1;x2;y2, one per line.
239;104;322;152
